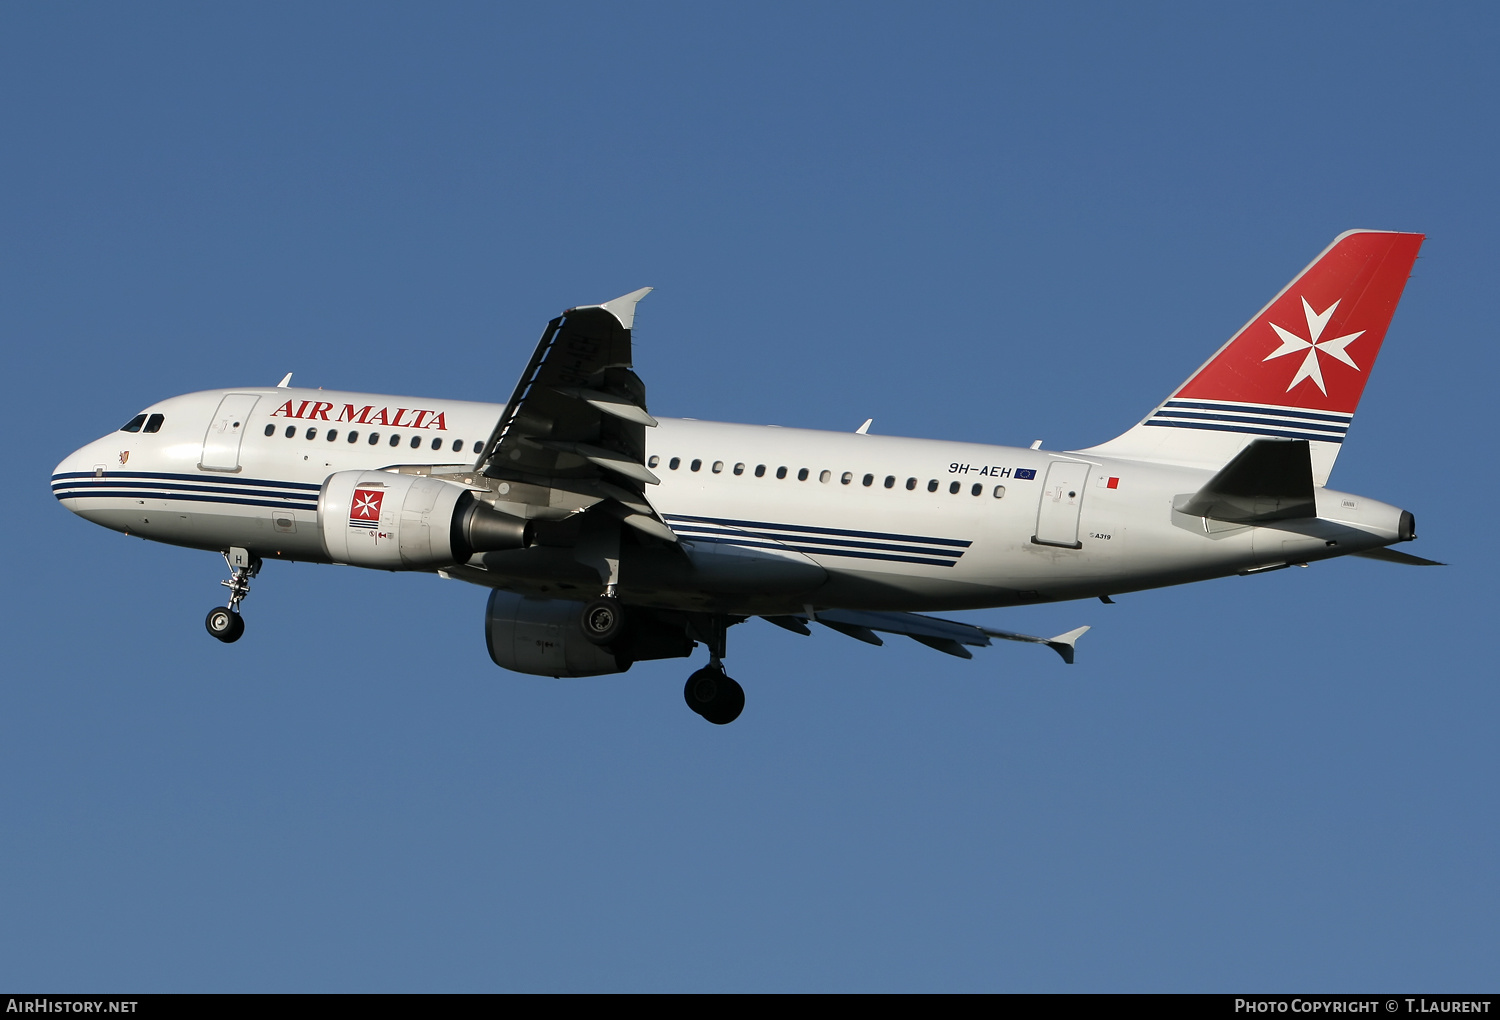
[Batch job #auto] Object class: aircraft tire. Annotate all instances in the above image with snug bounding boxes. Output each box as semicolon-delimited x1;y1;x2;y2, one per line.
579;597;626;646
205;607;244;643
684;667;744;725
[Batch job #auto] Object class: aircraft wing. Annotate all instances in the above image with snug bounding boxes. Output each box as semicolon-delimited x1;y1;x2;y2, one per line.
764;609;1089;664
469;288;676;542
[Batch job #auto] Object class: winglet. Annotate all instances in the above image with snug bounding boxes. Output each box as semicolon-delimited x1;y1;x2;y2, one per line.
596;287;653;331
276;373;293;388
856;418;873;435
1044;625;1091;665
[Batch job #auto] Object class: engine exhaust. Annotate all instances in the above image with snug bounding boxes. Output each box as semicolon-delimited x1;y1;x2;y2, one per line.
452;492;533;557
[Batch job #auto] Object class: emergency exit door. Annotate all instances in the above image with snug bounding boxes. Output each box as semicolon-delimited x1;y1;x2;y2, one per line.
1032;461;1090;549
199;394;260;473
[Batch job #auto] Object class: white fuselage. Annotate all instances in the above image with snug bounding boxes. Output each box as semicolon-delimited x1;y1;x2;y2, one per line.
53;386;1411;615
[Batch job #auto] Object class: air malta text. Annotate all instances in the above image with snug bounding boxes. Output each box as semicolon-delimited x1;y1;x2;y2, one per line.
269;401;449;430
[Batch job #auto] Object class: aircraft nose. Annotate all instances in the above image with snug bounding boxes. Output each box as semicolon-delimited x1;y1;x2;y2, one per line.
52;443;102;515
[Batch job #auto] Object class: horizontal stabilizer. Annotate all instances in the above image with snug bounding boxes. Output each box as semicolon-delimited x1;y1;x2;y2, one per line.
1350;547;1446;566
1176;438;1315;524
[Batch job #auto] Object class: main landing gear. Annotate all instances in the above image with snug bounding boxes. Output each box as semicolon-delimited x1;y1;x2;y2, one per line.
683;613;743;725
205;548;260;644
684;664;744;725
578;598;747;725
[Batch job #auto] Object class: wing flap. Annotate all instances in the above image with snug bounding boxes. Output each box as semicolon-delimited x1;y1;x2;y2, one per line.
555;387;659;427
769;608;1088;664
818;618;884;645
910;635;974;659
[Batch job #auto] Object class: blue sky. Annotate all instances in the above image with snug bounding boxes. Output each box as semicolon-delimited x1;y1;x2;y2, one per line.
2;3;1495;991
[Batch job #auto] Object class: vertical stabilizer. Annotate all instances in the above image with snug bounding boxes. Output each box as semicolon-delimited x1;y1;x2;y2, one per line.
1082;230;1423;484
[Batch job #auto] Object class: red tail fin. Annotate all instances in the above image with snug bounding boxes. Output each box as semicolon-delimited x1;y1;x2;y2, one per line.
1084;230;1423;483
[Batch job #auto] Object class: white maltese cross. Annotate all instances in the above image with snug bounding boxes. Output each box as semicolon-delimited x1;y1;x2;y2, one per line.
1263;297;1365;395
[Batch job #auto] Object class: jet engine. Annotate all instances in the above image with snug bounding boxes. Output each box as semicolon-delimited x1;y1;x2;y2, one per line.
484;590;695;677
319;470;531;569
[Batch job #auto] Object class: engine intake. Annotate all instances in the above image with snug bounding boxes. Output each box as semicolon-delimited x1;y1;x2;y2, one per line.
319;470;531;569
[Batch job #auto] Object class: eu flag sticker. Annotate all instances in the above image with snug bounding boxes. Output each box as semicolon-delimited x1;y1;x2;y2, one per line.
1015;468;1037;480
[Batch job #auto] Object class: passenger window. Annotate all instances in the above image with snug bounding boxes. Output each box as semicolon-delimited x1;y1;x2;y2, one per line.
863;474;874;487
755;465;766;477
971;483;982;496
819;470;832;483
120;414;148;433
285;426;297;438
348;431;360;443
669;457;681;470
948;481;959;494
797;468;809;481
388;434;400;447
884;475;895;488
452;439;464;453
907;478;918;490
841;472;852;485
431;437;442;450
143;414;165;433
327;429;338;441
410;436;421;449
691;459;702;472
927;479;938;492
264;424;275;437
993;485;1006;498
776;466;788;479
733;463;745;475
712;461;723;474
648;455;660;468
369;433;380;445
306;427;317;440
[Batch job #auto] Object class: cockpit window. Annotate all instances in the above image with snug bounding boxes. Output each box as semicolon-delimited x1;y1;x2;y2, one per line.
120;414;148;433
143;414;165;433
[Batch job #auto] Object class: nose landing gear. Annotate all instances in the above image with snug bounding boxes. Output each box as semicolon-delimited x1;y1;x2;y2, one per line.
205;606;244;643
205;548;260;644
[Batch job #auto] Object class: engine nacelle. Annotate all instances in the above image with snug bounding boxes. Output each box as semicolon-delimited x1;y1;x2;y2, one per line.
483;591;697;677
319;470;531;569
485;590;628;677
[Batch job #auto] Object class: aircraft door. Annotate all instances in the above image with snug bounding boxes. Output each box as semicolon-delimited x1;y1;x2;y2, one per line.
1032;461;1090;549
199;394;261;473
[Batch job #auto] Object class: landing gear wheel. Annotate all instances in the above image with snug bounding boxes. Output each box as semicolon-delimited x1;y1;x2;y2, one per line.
684;666;745;725
205;607;244;643
580;597;626;646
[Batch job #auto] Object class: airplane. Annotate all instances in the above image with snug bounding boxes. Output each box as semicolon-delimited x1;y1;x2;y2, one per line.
52;229;1440;725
